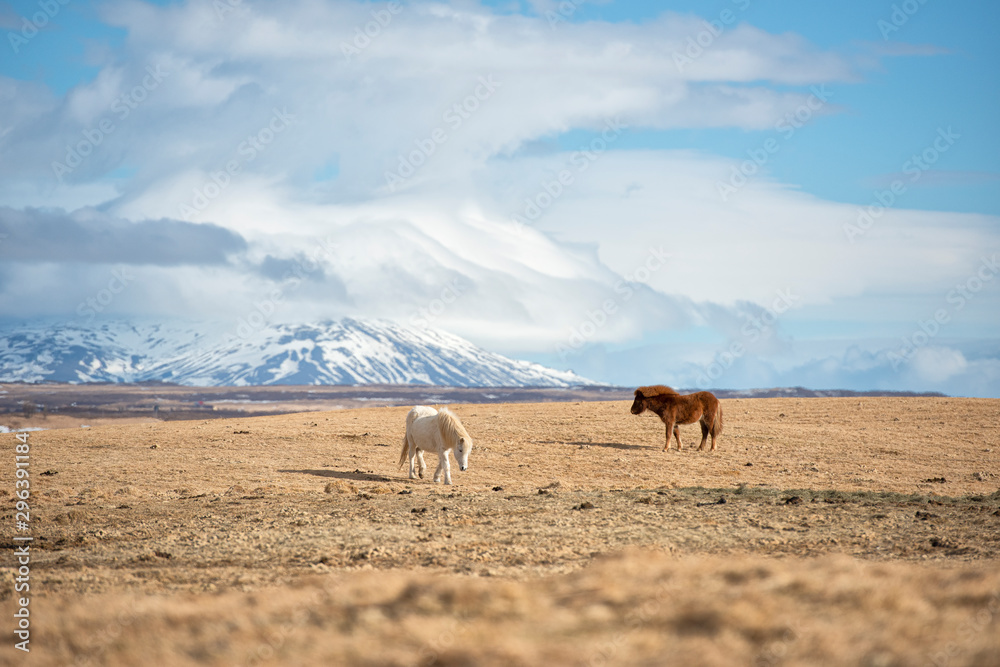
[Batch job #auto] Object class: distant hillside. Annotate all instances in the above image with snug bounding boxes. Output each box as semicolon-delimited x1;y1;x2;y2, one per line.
704;387;948;399
0;318;594;388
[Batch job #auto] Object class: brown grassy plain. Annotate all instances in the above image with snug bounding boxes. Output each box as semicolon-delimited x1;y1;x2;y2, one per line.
1;396;999;666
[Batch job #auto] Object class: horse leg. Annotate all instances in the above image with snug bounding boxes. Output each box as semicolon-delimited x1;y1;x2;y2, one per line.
432;448;443;483
698;419;709;451
707;405;720;451
442;451;453;485
416;449;426;479
406;436;417;479
434;451;451;484
664;419;676;451
709;402;722;451
674;425;683;450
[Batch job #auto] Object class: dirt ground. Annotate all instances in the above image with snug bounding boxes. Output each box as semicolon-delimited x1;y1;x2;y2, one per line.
1;397;999;666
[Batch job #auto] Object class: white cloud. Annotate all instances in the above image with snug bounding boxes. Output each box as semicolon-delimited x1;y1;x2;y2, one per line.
908;346;968;383
1;0;997;394
3;1;862;190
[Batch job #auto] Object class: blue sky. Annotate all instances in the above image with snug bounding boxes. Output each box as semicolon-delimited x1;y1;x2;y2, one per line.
544;0;1000;215
1;0;998;395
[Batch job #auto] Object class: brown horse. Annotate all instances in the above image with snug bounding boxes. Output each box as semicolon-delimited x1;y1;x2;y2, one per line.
630;385;723;452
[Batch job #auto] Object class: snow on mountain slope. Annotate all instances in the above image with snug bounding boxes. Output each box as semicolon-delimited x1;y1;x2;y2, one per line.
0;319;593;387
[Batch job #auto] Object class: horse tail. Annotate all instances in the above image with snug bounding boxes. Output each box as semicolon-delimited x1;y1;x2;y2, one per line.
712;402;723;436
397;433;410;469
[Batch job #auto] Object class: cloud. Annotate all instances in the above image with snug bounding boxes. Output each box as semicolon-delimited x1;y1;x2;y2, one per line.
0;206;247;265
908;346;968;383
548;340;1000;397
0;0;862;196
0;1;997;395
248;251;354;304
783;344;1000;398
254;253;325;282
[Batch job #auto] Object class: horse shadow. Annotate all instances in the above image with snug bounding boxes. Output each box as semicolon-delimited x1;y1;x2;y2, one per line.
567;441;653;451
278;469;398;483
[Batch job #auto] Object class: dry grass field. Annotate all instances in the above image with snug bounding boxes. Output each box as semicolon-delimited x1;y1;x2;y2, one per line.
2;396;999;666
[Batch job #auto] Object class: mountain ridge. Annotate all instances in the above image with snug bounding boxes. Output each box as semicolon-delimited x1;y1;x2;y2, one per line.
0;318;593;387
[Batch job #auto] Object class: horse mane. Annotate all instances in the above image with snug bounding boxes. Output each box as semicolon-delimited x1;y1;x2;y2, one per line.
635;385;679;398
437;407;471;446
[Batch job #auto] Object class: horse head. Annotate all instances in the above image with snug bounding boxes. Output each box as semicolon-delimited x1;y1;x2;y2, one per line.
632;385;677;414
455;436;472;471
630;388;647;415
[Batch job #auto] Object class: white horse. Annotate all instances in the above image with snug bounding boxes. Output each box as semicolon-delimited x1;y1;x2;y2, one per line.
397;406;473;485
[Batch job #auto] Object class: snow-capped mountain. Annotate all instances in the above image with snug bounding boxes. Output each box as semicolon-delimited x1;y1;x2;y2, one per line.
0;318;592;387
